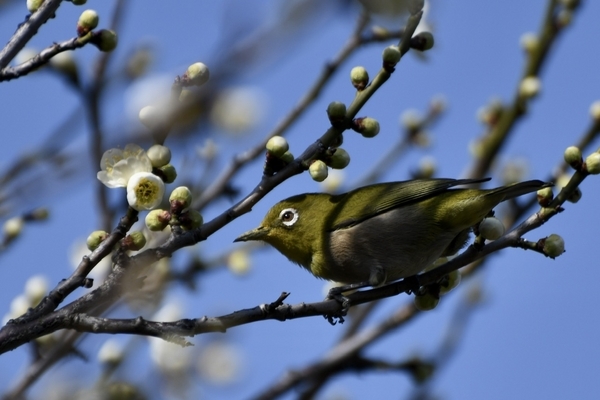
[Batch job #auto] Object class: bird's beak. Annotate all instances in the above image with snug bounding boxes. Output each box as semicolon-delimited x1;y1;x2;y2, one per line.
234;226;269;242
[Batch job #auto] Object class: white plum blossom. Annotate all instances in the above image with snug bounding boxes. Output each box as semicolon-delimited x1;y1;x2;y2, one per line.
97;143;152;188
126;172;164;211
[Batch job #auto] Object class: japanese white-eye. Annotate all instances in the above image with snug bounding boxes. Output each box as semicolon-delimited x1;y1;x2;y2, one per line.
235;178;549;291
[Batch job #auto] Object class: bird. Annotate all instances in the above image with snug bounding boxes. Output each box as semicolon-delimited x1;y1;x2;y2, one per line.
235;178;550;294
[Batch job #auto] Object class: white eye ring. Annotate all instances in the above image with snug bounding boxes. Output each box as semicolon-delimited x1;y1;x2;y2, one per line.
279;208;299;226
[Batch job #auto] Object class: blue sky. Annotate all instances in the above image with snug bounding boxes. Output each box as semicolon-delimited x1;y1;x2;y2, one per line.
1;1;599;399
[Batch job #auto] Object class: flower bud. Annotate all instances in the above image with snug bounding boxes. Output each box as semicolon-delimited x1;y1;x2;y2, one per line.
280;151;294;164
567;187;582;203
328;148;350;169
309;160;328;182
479;217;505;240
265;136;289;158
556;9;572;28
350;66;369;90
382;45;401;66
353;117;380;138
410;32;434;51
86;230;108;251
414;291;439;311
519;76;541;98
180;209;203;230
146;144;171;168
138;105;162;131
77;9;99;37
536;187;554;207
439;270;461;295
27;0;44;12
326;101;347;126
3;217;24;241
184;62;210;86
564;146;582;169
169;186;193;212
123;231;147;251
589;100;600;121
145;209;170;231
400;109;422;131
158;164;177;184
542;234;565;258
585;152;600;174
520;32;539;53
92;29;118;52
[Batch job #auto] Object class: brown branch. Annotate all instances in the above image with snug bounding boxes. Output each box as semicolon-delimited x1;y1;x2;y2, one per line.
0;0;64;70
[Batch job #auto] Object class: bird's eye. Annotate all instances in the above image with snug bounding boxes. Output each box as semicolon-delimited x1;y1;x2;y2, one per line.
279;208;299;226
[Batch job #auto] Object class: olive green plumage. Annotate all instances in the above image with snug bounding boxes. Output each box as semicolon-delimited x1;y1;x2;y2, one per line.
235;178;549;288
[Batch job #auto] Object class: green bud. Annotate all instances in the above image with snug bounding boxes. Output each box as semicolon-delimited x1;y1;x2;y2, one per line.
519;76;541;98
410;31;434;51
382;45;401;66
86;230;108;251
585;152;600;174
328;148;351;169
180;209;203;230
556;9;572;28
414;291;439;311
439;270;461;295
543;234;565;258
25;207;49;221
158;164;177;184
184;62;210;86
589;100;600;121
124;231;146;251
265;136;289;158
520;32;539;53
27;0;44;13
145;209;170;231
309;160;328;182
567;187;582;203
536;187;554;207
169;186;193;211
350;66;369;90
354;117;380;138
280;151;294;164
92;29;118;52
479;217;505;240
77;9;99;37
326;101;347;125
147;144;172;168
564;146;582;169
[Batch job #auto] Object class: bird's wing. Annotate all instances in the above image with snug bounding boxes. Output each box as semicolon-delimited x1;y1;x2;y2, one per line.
328;178;491;230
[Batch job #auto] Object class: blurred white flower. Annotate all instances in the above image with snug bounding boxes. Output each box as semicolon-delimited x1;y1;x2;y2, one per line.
196;139;219;161
4;294;30;324
149;301;193;373
24;274;49;306
98;339;124;366
124;73;173;123
197;341;243;384
97;144;152;188
227;249;251;275
210;86;267;134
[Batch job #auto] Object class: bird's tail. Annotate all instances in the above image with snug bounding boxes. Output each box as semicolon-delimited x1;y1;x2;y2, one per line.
491;180;552;201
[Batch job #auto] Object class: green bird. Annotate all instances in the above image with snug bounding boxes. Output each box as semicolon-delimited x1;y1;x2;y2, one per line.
235;178;549;292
